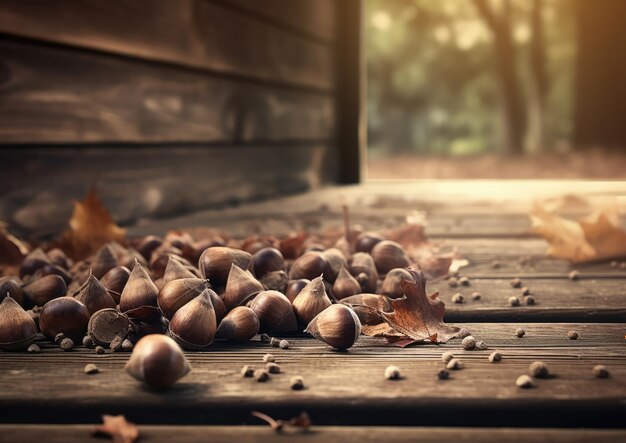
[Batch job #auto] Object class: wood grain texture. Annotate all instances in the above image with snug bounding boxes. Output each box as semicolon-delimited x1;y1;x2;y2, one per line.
0;425;624;443
0;144;334;238
0;40;334;144
0;0;334;90
220;0;336;42
0;324;624;427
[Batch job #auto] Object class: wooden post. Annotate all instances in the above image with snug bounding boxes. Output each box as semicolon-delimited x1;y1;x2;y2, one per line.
334;0;364;184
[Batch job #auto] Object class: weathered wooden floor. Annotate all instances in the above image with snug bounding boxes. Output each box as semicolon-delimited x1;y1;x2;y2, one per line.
1;181;625;441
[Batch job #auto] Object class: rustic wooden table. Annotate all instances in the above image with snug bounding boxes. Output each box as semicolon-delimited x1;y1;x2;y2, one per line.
1;181;625;442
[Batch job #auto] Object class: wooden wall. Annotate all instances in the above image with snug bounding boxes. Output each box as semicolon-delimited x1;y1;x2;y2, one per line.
0;0;354;238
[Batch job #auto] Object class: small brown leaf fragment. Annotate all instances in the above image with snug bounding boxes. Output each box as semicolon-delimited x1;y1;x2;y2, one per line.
94;414;139;443
0;223;29;265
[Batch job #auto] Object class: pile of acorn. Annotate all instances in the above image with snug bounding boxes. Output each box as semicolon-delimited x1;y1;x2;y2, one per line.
0;230;417;388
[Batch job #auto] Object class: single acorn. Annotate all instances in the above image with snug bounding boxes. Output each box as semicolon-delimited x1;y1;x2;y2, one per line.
370;241;410;275
216;306;260;342
119;260;159;320
251;247;285;278
285;279;310;303
381;268;416;299
19;248;50;278
47;248;70;269
0;277;24;306
168;289;217;350
158;277;210;319
292;276;332;327
288;251;328;281
198;246;252;290
321;248;348;283
222;264;264;310
99;266;131;302
73;270;117;315
119;248;149;271
349;253;379;293
125;334;190;389
91;244;118;279
340;293;393;325
161;256;197;287
22;274;67;308
39;297;90;341
137;235;163;261
0;295;38;351
249;290;297;333
332;266;362;300
355;231;385;253
35;263;73;285
260;270;289;293
305;304;361;350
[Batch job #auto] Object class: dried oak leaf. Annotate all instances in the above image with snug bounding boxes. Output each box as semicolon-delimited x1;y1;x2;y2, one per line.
0;222;29;265
94;414;139;443
531;203;626;263
61;187;125;260
363;268;460;344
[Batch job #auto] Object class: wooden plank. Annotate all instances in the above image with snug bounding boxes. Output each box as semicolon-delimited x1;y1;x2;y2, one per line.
220;0;336;42
0;324;624;427
1;425;624;443
0;144;333;238
0;40;334;144
0;0;334;90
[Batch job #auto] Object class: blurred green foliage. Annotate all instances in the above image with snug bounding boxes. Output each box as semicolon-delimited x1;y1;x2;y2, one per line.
366;0;575;156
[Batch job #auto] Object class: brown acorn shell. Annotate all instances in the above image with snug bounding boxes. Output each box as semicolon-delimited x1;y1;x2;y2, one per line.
222;264;264;310
39;296;90;341
349;253;379;293
381;268;416;299
158;277;210;319
0;295;38;351
125;334;190;389
370;240;410;275
198;247;251;290
119;261;159;320
216;306;259;342
168;289;217;350
341;293;393;325
249;290;297;333
288;251;328;281
332;266;362;300
305;304;361;350
291;276;332;326
22;274;67;307
73;271;116;315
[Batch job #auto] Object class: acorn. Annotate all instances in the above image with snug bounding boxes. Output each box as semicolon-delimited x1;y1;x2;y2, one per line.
22;274;67;308
249;290;297;333
370;241;410;275
260;270;288;294
34;263;73;285
355;231;385;253
381;268;416;299
119;260;159;320
251;247;285;278
341;293;393;325
0;277;24;306
332;266;362;300
149;248;185;278
73;271;116;315
168;289;217;350
349;253;379;293
198;247;252;290
137;235;163;261
222;264;264;310
305;304;361;350
39;297;90;341
119;248;149;271
99;266;131;302
292;276;332;326
19;248;50;278
91;244;118;279
289;251;328;281
0;295;38;351
321;248;348;283
161;256;197;287
216;306;260;342
285;279;310;303
125;334;190;389
47;248;70;269
158;277;210;319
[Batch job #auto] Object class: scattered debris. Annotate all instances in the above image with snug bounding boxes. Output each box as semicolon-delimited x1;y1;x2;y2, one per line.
279;339;290;350
60;337;74;351
568;270;580;281
84;363;99;375
446;358;463;370
251;410;311;432
451;293;464;304
475;340;488;350
95;346;105;355
437;369;450;380
567;330;579;340
441;352;454;363
94;414;139;443
384;365;401;380
290;376;305;390
471;292;481;300
510;278;522;288
529;361;549;378
509;296;520;307
515;328;526;338
27;343;40;353
263;353;275;363
488;352;502;362
266;362;281;374
462;336;476;350
254;369;269;382
241;366;254;377
592;365;609;378
516;375;534;388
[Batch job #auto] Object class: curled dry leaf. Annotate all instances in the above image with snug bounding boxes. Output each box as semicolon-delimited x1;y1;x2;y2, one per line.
0;222;29;265
94;414;139;443
361;268;460;344
251;410;311;433
531;203;626;263
61;187;125;260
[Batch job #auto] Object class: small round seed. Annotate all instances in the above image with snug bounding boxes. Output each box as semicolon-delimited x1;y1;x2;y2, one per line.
241;365;254;377
462;336;476;350
521;287;531;296
82;335;94;348
451;293;464;304
84;363;99;375
437;369;449;380
27;343;40;353
508;296;520;307
516;374;534;388
384;365;401;380
270;337;280;347
529;361;549;378
446;358;463;370
254;369;269;382
568;270;579;281
475;340;488;350
110;336;123;352
567;330;578;340
524;295;535;305
441;352;454;363
510;278;522;288
266;362;281;374
458;328;471;339
471;292;481;301
60;338;74;351
95;346;105;355
488;351;502;362
592;365;609;378
515;328;525;338
121;339;134;351
447;277;459;288
459;276;470;286
279;339;290;350
262;353;275;363
290;376;305;390
54;332;66;344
